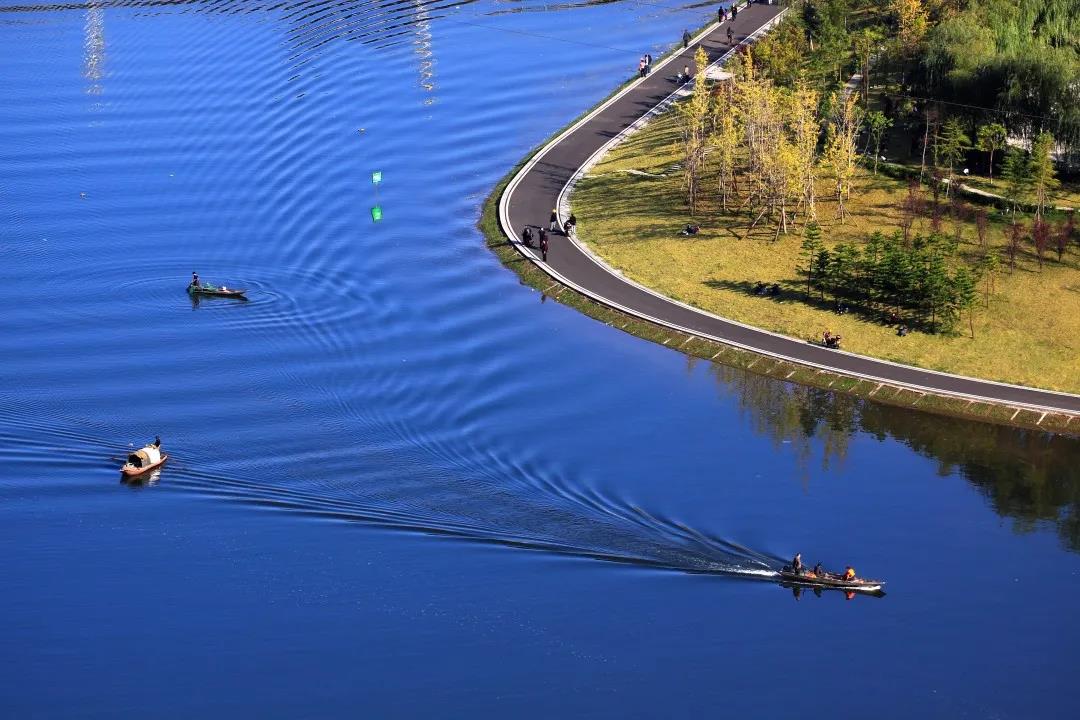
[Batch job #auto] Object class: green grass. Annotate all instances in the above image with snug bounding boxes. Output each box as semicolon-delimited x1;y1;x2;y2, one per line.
571;108;1080;393
474;16;1079;434
478;142;1078;435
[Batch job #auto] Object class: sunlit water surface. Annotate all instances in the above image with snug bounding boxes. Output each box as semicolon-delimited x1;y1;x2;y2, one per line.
2;2;1079;717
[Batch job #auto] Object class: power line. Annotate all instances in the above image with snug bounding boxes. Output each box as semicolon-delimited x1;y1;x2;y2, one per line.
889;92;1060;124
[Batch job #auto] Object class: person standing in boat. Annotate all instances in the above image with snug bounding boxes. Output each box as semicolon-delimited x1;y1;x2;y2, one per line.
191;271;201;290
843;566;856;581
791;553;803;575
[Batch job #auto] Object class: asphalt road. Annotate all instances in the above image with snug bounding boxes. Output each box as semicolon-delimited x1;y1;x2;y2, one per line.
500;3;1080;414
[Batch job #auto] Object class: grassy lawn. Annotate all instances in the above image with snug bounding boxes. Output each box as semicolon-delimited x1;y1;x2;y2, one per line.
571;109;1080;393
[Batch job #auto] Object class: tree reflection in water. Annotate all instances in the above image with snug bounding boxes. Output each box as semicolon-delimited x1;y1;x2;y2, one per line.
703;360;1080;551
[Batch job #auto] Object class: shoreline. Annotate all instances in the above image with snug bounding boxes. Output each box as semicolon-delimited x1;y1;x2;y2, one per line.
480;159;1078;436
477;11;1080;437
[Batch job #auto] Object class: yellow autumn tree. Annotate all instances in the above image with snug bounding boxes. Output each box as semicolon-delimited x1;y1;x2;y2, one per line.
892;0;928;51
677;46;711;214
790;83;820;223
823;93;862;222
729;50;823;237
710;79;741;212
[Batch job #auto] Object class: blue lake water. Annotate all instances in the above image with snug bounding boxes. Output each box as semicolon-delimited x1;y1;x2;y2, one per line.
2;2;1079;717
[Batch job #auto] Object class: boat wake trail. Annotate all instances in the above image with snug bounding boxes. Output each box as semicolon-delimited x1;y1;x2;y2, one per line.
0;404;784;581
184;467;783;579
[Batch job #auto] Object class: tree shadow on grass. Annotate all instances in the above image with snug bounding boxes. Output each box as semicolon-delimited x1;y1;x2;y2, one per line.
702;277;931;334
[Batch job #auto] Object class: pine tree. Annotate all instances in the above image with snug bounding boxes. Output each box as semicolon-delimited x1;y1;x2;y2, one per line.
815;247;832;301
975;123;1007;185
832;243;861;302
952;266;979;339
936;117;971;198
863;231;885;306
800;222;823;297
1001;146;1029;214
1029;131;1060;220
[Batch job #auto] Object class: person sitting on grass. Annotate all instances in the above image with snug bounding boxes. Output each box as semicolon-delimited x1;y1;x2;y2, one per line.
680;223;700;236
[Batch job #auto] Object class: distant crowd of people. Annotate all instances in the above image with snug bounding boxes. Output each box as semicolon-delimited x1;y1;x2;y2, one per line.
637;4;752;80
520;208;576;262
530;4;767;263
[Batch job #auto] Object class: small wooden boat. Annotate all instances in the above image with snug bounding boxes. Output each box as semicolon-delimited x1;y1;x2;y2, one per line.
778;567;885;594
187;283;247;299
121;444;169;477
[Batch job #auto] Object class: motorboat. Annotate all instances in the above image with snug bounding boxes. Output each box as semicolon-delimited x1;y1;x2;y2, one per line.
778;566;884;594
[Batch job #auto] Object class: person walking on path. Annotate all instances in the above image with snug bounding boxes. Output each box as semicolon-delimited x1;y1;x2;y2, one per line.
645;53;652;75
718;8;725;23
638;57;646;79
539;228;550;262
731;3;737;20
682;29;691;48
549;208;559;231
727;26;734;45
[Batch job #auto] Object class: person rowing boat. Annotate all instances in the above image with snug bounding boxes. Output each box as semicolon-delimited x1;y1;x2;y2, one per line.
186;272;247;299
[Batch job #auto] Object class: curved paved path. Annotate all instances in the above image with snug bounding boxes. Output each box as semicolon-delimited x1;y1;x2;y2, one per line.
499;4;1080;415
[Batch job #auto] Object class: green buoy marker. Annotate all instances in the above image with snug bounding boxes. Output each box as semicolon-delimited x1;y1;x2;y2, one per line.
371;171;383;221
